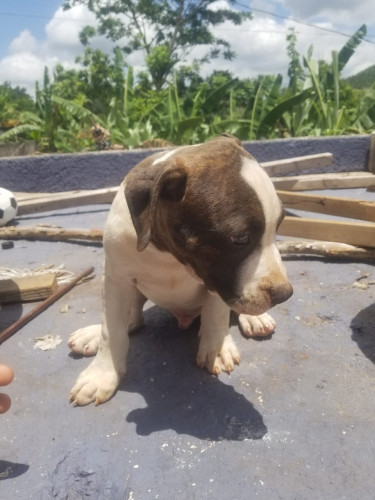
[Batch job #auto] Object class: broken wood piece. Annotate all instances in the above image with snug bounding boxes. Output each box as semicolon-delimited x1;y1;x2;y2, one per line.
0;266;94;346
0;226;103;242
279;216;375;248
277;190;375;222
0;273;57;304
276;240;375;261
272;171;375;191
16;187;118;216
261;153;333;176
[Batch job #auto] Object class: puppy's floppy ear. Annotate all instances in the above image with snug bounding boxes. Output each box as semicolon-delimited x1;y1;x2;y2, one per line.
125;160;187;251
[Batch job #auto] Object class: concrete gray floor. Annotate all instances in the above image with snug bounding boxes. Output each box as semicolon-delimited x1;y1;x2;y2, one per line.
1;197;374;500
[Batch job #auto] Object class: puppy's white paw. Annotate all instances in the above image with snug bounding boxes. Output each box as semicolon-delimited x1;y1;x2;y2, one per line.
197;333;240;375
68;324;101;356
69;359;122;406
239;312;276;338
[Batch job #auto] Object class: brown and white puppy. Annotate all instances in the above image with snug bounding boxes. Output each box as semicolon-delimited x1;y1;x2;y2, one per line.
68;134;293;406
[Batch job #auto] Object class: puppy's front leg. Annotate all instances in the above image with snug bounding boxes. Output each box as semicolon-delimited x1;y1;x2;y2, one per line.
69;272;135;406
196;294;240;375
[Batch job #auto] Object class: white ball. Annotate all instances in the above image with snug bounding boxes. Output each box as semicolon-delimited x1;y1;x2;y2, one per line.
0;187;18;227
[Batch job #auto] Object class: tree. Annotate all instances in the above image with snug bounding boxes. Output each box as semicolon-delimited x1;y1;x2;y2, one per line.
0;82;34;128
286;28;304;93
53;48;126;115
63;0;252;90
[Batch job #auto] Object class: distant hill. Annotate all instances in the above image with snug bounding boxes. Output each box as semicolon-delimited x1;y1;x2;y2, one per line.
345;65;375;89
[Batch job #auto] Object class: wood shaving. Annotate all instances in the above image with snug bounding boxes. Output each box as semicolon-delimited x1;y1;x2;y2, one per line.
33;334;62;350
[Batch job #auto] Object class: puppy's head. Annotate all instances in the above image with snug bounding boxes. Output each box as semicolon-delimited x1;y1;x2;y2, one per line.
125;134;292;315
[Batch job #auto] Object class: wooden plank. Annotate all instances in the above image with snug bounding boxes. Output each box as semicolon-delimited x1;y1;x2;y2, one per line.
15;192;56;201
272;171;375;191
261;153;333;176
369;131;375;174
277;190;375;222
0;273;58;303
279;216;375;248
16;187;118;215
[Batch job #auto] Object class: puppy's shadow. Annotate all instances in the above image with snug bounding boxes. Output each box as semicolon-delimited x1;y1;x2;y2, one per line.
121;306;267;442
351;302;375;363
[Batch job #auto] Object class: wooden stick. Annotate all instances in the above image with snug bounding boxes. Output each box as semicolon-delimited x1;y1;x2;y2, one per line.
17;187;118;216
279;216;375;248
272;171;375;191
277;190;375;222
0;226;104;242
276;240;375;261
261;153;333;176
0;266;94;346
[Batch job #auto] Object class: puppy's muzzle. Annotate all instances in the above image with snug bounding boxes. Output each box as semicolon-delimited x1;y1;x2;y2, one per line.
229;280;293;316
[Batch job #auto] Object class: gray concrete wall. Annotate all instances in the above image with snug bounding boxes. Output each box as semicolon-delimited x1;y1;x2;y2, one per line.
0;134;371;192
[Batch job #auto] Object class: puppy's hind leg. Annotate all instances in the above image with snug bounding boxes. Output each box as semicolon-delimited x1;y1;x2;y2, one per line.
69;272;136;406
68;324;101;357
68;290;146;358
238;312;276;338
129;290;147;333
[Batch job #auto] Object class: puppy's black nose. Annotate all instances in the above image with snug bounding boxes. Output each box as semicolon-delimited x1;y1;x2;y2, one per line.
270;282;293;306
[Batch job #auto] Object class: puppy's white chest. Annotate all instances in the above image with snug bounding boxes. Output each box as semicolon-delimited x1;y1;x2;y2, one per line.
131;246;207;313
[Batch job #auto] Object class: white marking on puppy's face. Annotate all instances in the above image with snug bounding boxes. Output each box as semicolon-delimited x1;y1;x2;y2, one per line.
152;143;200;166
240;157;283;241
233;156;291;315
152;148;178;165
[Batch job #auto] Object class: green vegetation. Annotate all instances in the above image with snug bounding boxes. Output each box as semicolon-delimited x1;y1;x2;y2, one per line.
345;65;375;89
0;10;374;153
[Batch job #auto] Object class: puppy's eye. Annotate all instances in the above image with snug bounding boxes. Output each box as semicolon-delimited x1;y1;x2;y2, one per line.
231;234;250;245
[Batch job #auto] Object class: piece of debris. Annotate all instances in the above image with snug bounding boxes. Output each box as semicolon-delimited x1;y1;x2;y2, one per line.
352;273;375;290
59;304;70;313
33;334;62;351
1;241;14;250
91;123;110;150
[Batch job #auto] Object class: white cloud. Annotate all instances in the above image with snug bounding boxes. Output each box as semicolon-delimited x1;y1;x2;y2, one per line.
44;5;98;52
200;16;291;80
9;30;38;55
0;52;47;93
0;5;97;95
282;0;375;27
0;1;373;96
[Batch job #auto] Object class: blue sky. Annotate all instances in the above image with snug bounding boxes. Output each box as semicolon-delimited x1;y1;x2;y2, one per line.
0;1;63;59
0;0;374;96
